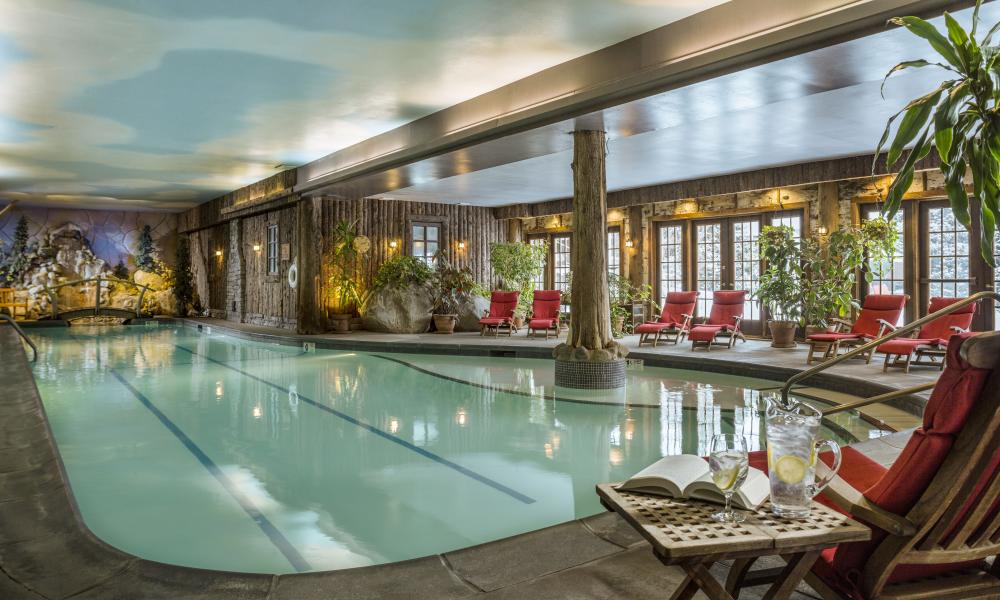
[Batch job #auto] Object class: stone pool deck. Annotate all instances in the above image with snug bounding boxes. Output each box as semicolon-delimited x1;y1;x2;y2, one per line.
0;323;915;599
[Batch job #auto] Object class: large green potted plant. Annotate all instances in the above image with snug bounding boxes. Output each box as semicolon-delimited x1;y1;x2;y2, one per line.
608;273;656;338
799;220;898;333
430;253;477;334
327;220;370;332
754;225;802;348
878;1;998;267
489;241;547;329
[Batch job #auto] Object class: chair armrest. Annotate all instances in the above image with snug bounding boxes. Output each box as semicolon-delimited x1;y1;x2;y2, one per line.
830;318;853;332
950;326;968;334
876;319;897;332
481;309;489;318
732;316;742;328
681;314;693;328
816;463;916;537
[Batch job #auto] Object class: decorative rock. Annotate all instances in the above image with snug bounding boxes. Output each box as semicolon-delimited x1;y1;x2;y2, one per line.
133;270;165;290
455;294;491;332
362;283;434;333
152;290;177;316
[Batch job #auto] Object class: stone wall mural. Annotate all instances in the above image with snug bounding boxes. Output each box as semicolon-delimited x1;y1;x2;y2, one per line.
0;206;179;319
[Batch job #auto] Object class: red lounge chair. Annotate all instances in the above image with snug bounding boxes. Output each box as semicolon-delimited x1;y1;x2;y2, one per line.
635;291;698;347
479;291;520;337
805;294;907;365
527;290;561;339
733;332;1000;600
688;290;747;351
878;297;977;373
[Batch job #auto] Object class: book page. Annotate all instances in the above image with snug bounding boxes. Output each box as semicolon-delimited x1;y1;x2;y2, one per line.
686;468;769;510
616;455;709;498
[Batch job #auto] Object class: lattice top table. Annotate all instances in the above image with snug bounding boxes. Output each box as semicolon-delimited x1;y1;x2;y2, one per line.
596;483;871;600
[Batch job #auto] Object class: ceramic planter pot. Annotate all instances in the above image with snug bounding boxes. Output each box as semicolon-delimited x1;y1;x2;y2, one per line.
513;316;524;330
613;315;626;337
433;314;457;334
768;320;798;348
330;313;352;334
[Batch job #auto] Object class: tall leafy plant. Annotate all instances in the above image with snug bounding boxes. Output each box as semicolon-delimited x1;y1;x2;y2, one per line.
877;1;999;266
431;253;477;315
754;225;803;323
327;220;370;314
489;241;547;317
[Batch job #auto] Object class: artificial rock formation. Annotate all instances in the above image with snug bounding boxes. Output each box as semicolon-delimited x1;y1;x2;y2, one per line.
455;294;491;332
362;283;434;333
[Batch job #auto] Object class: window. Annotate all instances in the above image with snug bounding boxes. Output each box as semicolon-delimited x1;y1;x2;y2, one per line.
607;227;621;278
923;205;971;300
863;207;906;298
553;234;572;296
695;222;723;319
529;237;547;290
656;223;684;306
730;219;761;321
266;224;279;275
411;223;440;266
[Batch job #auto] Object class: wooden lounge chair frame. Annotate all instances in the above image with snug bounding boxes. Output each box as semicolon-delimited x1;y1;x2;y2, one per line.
527;290;561;340
731;331;1000;600
805;295;909;365
879;297;977;373
636;291;699;347
479;291;519;337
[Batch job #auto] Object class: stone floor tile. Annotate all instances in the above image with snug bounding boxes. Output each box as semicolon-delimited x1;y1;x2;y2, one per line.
270;556;476;600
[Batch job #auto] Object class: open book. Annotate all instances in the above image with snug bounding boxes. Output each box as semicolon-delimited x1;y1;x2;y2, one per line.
616;454;769;510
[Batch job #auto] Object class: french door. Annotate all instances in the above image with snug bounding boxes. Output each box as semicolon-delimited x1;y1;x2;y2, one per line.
693;217;763;335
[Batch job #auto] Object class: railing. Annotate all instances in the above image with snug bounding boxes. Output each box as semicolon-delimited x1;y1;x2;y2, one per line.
780;291;1000;411
0;313;37;362
43;275;153;320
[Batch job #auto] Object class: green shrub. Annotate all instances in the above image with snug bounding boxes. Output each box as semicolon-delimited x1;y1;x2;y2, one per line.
373;256;434;290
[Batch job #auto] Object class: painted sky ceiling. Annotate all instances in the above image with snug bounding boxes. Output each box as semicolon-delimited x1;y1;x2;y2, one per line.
0;0;726;211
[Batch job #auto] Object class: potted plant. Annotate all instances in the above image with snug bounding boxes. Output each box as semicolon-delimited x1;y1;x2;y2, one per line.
877;0;998;267
489;241;547;329
608;273;657;338
430;254;476;334
799;219;897;334
754;226;802;348
327;220;370;333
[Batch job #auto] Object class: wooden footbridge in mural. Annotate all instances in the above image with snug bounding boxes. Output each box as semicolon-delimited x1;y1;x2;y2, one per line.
40;275;153;323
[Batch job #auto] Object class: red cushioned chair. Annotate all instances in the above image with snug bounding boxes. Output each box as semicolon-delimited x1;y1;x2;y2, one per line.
877;297;977;373
805;294;908;365
479;291;520;337
527;290;561;339
688;290;747;351
733;331;1000;600
635;291;699;347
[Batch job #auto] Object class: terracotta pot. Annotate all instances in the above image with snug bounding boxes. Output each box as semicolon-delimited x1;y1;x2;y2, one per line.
433;314;457;334
513;315;524;330
330;313;351;334
768;320;798;348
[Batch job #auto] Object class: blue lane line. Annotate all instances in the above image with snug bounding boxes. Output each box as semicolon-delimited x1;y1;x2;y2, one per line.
174;345;536;505
107;369;312;573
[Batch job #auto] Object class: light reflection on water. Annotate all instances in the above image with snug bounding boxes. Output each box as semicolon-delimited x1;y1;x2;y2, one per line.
29;325;888;574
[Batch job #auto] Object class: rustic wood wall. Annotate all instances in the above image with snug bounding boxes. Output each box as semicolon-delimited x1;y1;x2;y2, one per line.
188;224;230;315
241;207;298;328
321;197;505;296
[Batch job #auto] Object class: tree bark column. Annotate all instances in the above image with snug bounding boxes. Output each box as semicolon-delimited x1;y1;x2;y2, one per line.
554;130;627;388
296;197;326;334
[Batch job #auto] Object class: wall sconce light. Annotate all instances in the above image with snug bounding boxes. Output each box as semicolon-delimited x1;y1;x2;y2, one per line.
817;225;829;236
389;240;398;249
624;238;634;249
252;244;261;252
215;249;223;257
458;241;466;250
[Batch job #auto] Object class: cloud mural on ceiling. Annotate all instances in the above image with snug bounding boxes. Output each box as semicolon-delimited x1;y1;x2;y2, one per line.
0;0;726;211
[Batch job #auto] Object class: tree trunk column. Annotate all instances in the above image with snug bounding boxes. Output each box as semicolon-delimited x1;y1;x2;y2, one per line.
554;130;627;389
296;197;325;334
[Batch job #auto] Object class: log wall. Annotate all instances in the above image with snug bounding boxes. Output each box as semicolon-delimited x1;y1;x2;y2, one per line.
241;207;298;328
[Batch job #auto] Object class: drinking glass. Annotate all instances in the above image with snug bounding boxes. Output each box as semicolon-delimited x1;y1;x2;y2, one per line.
709;434;749;523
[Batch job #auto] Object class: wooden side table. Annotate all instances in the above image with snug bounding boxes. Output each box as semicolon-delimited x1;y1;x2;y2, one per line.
597;483;870;600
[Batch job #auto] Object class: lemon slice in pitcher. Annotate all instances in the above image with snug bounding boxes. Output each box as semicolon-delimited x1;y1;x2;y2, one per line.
774;455;808;484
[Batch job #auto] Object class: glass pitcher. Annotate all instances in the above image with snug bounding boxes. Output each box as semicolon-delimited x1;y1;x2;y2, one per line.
765;398;842;518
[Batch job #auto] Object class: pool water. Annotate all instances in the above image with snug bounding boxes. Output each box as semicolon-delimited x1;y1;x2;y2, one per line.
30;324;888;574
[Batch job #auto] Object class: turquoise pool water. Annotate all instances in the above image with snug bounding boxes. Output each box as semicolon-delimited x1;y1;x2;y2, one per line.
30;324;888;574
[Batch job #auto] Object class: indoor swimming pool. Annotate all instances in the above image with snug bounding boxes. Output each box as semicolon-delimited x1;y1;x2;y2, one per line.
29;324;890;574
